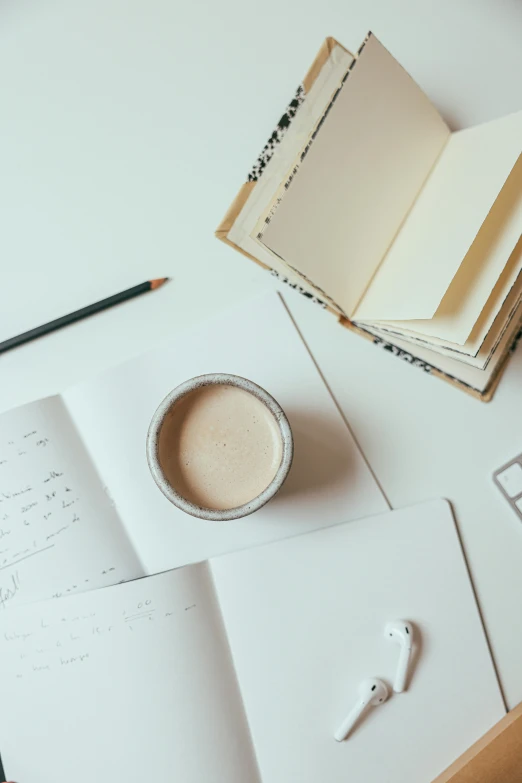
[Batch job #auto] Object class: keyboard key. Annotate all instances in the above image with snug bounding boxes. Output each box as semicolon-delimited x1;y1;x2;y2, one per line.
496;462;522;498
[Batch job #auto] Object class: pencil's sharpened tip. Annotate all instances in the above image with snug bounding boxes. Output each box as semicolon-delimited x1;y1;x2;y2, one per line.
150;277;170;290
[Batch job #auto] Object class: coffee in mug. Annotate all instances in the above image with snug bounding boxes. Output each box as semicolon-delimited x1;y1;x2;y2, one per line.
146;374;293;520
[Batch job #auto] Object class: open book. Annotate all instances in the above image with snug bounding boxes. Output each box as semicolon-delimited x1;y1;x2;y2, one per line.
0;294;386;610
217;33;522;400
0;501;504;783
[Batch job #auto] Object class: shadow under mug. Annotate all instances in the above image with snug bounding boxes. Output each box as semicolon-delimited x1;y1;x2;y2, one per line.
146;373;294;521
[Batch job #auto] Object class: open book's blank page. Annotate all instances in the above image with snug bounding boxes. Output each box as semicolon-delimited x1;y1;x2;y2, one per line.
373;234;522;361
228;42;355;303
0;397;143;608
362;293;521;393
63;293;387;573
355;112;522;323
212;500;505;783
258;33;449;318
371;265;522;371
0;565;258;783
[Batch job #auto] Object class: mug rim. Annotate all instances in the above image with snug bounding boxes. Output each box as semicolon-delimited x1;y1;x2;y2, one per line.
146;373;294;521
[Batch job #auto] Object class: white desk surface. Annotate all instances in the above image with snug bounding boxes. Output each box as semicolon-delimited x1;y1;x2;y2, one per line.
0;0;521;713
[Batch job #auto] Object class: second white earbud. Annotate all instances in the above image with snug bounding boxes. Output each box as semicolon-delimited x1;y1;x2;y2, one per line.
334;677;389;741
385;619;414;693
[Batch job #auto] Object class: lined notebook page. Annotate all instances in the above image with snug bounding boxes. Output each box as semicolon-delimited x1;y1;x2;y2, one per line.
0;565;258;783
0;396;143;607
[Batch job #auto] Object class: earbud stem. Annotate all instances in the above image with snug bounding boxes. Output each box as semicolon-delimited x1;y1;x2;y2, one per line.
334;699;367;742
394;644;412;692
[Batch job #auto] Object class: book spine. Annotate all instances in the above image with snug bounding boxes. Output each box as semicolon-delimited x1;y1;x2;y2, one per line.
247;84;306;182
269;269;328;309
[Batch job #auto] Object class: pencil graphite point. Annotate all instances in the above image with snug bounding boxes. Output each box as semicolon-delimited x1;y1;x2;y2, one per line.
150;277;170;290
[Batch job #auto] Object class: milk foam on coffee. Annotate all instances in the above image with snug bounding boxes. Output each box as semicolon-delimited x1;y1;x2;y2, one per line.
158;384;284;510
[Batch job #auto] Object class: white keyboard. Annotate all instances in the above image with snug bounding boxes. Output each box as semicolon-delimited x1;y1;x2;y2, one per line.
494;455;522;520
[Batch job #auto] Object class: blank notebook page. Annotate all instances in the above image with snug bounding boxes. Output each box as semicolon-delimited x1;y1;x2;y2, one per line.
63;293;388;573
211;500;505;783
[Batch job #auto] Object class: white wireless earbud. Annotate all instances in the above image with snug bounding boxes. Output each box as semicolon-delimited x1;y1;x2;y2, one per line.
334;677;388;741
386;620;414;693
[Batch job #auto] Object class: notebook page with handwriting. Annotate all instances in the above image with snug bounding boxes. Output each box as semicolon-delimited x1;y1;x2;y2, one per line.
0;396;143;608
0;564;258;783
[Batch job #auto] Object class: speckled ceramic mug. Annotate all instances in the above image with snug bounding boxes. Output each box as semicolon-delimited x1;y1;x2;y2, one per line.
146;374;293;521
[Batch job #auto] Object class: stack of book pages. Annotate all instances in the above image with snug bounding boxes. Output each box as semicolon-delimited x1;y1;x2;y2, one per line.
218;32;522;400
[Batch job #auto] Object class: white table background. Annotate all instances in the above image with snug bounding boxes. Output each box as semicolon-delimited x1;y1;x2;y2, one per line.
0;0;521;714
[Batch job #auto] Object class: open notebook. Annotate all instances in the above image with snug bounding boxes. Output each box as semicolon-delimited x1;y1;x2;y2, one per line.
0;293;386;609
0;501;504;783
217;33;522;400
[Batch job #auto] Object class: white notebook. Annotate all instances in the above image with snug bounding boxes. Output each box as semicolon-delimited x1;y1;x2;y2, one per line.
0;500;504;783
0;293;387;609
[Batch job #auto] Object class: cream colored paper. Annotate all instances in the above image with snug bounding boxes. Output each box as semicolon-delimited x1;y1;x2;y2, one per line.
367;236;522;363
369;286;521;371
361;296;522;393
219;34;521;397
258;34;449;318
355;111;522;322
227;43;354;309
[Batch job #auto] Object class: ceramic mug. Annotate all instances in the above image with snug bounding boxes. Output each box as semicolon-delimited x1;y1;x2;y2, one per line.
146;373;293;521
